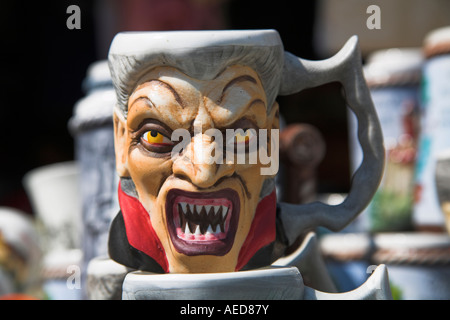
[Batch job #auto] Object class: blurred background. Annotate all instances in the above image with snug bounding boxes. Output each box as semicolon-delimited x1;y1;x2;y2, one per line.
0;0;450;300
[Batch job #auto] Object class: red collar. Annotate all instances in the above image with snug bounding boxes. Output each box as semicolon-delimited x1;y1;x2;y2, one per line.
118;184;169;272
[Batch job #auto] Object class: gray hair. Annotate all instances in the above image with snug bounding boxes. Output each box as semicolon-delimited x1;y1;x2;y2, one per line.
108;30;284;117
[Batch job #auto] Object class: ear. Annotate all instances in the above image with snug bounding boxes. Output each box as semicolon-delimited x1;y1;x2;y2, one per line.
113;108;130;177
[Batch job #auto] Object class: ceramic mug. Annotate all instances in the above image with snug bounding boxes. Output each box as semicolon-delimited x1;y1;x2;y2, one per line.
106;29;384;273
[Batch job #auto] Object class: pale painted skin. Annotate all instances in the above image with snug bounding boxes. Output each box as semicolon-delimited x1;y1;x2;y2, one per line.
114;65;279;273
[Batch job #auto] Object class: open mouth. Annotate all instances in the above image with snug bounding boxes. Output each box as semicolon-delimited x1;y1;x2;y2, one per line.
166;188;240;256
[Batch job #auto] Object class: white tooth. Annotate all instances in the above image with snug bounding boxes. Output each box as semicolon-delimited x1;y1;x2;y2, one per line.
184;224;191;235
180;202;187;214
213;206;221;215
221;205;228;218
188;203;194;213
205;205;212;215
194;225;201;235
206;225;214;234
195;204;204;214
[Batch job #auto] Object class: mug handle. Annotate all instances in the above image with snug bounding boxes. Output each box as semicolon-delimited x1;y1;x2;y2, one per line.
277;36;385;245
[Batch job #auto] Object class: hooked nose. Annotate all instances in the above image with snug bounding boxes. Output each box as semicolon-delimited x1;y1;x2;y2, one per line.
172;133;235;189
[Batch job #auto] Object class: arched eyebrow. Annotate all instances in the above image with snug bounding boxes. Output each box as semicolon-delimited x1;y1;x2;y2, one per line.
218;75;258;104
130;79;185;111
130;96;153;110
152;80;185;108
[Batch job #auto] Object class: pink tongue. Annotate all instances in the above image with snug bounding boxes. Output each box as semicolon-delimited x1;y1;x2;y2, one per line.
176;227;226;241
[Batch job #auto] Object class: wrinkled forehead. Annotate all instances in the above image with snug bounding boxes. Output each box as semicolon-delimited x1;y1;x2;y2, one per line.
108;30;284;117
128;65;269;130
130;64;265;103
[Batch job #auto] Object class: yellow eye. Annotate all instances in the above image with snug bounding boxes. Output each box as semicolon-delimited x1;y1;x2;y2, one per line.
142;130;172;145
234;129;254;144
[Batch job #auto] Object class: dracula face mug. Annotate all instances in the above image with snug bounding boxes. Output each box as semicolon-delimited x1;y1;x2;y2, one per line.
107;30;385;273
